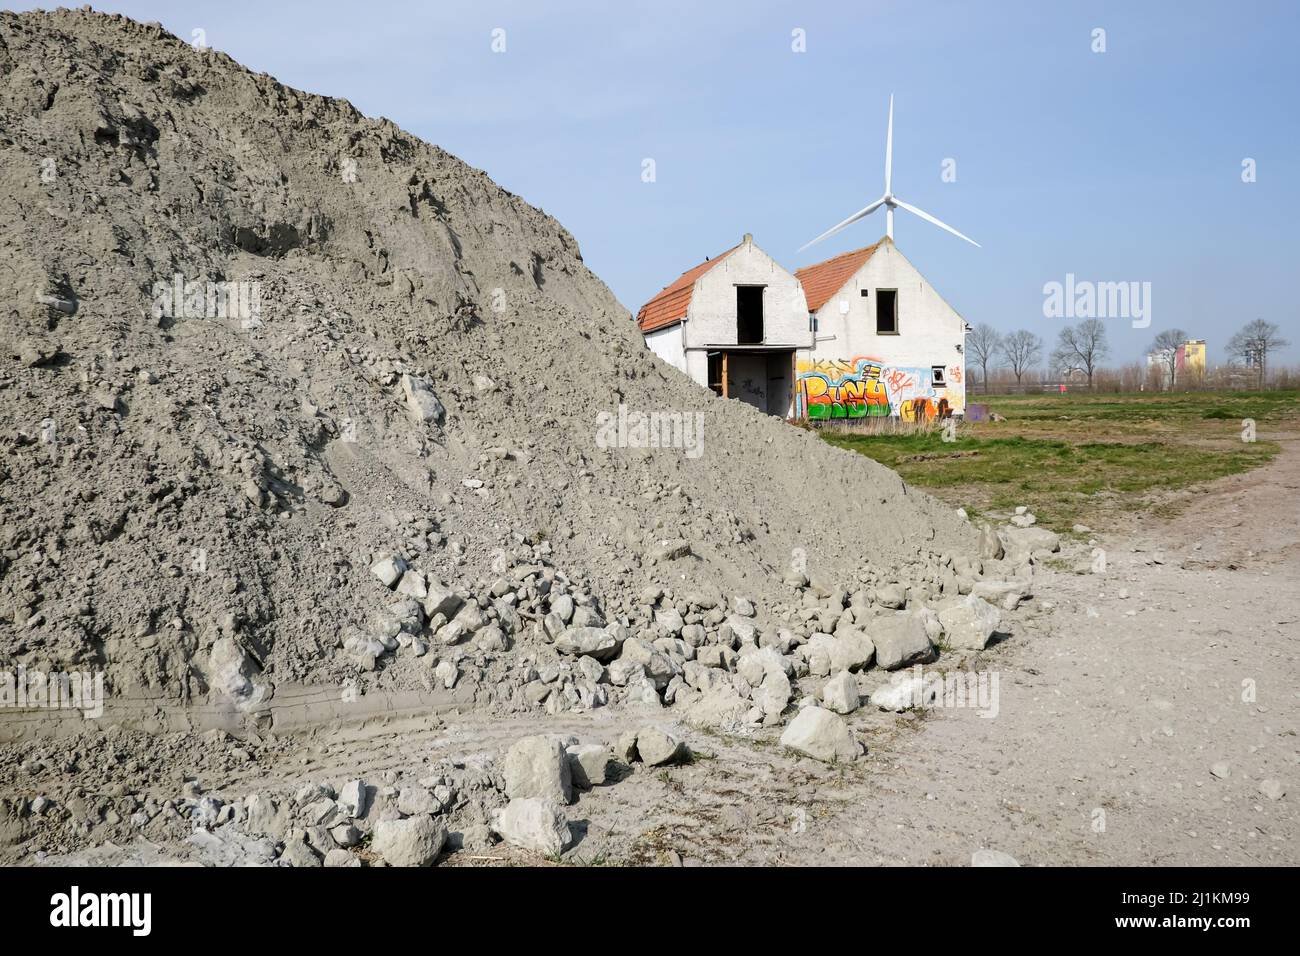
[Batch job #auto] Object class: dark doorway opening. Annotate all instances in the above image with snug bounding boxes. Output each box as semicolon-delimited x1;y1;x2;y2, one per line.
876;289;898;334
737;286;764;344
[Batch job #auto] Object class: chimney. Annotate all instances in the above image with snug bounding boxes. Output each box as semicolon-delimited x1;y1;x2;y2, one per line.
743;232;753;245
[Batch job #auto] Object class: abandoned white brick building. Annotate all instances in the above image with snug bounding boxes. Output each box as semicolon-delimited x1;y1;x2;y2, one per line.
636;234;810;417
636;234;968;421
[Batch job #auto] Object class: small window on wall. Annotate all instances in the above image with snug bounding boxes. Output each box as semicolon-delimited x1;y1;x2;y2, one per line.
931;365;947;386
876;289;898;334
809;313;818;334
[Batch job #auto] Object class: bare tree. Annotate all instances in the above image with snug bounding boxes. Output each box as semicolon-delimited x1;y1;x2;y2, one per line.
1147;327;1187;389
1227;319;1290;388
1050;319;1109;389
966;323;1002;394
999;330;1043;387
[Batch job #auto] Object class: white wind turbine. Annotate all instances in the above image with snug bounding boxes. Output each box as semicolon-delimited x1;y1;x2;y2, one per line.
799;94;979;251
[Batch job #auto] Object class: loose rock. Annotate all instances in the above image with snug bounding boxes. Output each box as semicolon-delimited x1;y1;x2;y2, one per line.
372;815;447;867
779;706;860;763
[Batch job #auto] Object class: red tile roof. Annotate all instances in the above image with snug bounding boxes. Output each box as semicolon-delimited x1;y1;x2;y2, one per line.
636;244;740;333
795;240;885;313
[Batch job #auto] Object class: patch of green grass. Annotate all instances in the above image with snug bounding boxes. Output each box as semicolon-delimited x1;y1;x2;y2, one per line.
971;388;1300;425
823;424;1281;529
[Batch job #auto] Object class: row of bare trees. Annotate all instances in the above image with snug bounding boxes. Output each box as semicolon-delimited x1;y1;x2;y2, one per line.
964;319;1290;392
968;321;1110;391
966;325;1047;392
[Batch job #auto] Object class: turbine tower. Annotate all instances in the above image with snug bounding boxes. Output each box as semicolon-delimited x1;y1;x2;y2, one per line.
800;95;979;251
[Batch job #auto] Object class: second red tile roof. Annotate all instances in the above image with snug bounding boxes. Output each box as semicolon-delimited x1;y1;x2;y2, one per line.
795;240;885;313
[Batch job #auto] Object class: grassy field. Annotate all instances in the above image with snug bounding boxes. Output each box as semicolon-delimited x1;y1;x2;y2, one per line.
820;390;1299;531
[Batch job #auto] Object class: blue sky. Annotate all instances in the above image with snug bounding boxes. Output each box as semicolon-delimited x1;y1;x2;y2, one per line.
10;0;1298;365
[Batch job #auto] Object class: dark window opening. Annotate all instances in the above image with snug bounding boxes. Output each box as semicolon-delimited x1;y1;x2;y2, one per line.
931;365;947;386
707;352;724;397
860;288;870;297
809;312;818;333
737;286;764;344
876;289;898;334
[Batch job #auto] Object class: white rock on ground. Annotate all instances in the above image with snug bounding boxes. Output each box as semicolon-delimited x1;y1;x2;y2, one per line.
971;580;1030;610
682;686;752;731
337;779;368;818
492;798;571;855
503;735;573;803
400;373;446;424
615;730;640;763
755;669;792;723
369;554;406;588
821;670;860;714
937;595;1002;651
330;823;361;847
277;829;320;867
244;793;285;838
372;815;447;867
870;614;937;670
553;626;619;661
395;569;428;599
779;706;860;763
423;581;462;620
1001;526;1061;561
875;583;908;609
566;744;611;789
871;672;939;712
434;659;458;689
803;630;875;676
827;629;876;671
979;524;1005;559
635;726;686;766
397;786;440;815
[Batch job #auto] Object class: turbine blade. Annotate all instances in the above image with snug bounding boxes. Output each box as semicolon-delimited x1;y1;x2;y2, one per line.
884;94;894;194
892;197;980;247
798;197;887;251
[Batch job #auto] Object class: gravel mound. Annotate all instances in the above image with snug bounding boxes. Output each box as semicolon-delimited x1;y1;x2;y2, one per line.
0;8;974;708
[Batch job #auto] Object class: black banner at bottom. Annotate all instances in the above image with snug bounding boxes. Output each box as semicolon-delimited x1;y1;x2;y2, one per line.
0;866;1283;943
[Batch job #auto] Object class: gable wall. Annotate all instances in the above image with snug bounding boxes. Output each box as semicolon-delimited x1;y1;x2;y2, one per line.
683;242;810;350
799;242;967;420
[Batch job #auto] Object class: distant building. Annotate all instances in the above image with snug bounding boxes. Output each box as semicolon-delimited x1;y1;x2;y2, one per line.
1177;339;1206;379
635;234;966;421
1146;348;1175;388
1147;337;1206;388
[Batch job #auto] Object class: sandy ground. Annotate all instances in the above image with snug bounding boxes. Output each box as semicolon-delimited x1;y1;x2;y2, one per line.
62;427;1290;869
20;429;1298;867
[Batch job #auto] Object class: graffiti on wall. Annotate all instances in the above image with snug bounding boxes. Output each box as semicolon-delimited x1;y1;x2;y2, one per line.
797;356;963;421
